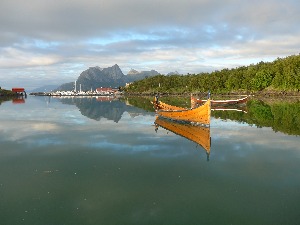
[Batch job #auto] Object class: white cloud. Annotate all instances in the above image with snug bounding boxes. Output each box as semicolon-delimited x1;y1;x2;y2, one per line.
0;0;299;89
0;47;60;68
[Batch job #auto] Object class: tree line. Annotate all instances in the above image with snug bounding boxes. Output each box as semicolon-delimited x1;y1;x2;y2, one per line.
124;54;300;94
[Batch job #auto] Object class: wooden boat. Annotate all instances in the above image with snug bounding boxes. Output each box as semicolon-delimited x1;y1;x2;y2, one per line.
154;117;211;158
152;96;186;111
211;108;247;113
155;98;211;125
191;95;248;108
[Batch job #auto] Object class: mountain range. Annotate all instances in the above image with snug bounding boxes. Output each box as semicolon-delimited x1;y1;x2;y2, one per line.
29;64;179;93
54;64;160;92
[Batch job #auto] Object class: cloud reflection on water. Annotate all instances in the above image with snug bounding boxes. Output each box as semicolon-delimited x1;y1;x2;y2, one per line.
0;97;299;160
211;118;299;152
1;97;300;225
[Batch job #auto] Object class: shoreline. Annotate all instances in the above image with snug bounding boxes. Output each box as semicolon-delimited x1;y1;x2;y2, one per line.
2;89;300;99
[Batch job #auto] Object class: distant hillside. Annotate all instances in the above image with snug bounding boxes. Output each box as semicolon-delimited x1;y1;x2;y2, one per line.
56;82;75;91
127;69;159;80
30;85;59;93
167;71;180;76
55;64;160;91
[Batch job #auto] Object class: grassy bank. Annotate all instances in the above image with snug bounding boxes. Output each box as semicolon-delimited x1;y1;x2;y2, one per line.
0;89;18;96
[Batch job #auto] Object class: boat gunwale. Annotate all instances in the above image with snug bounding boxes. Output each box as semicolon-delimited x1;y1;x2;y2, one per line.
156;99;211;125
194;96;248;104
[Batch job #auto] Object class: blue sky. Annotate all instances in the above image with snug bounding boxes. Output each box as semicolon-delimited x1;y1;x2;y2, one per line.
0;0;299;90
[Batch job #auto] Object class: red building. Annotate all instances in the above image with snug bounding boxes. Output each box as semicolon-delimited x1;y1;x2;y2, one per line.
96;87;119;93
96;87;113;92
12;88;25;93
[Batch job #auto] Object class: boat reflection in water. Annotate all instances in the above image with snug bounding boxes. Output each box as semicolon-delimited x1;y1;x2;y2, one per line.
154;116;211;161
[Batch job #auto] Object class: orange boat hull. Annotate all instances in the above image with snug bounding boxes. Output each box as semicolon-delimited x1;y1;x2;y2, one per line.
157;99;211;125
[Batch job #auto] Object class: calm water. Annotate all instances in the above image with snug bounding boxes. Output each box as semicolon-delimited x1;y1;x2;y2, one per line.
0;96;299;225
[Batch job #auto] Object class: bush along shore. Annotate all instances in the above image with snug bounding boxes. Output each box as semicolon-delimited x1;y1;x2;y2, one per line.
123;54;300;98
124;89;300;98
1;89;16;96
0;88;27;104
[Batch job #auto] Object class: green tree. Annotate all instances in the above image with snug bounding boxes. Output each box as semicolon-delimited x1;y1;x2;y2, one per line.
251;69;274;91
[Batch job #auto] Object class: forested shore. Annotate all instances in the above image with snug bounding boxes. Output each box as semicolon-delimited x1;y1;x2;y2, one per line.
124;54;300;97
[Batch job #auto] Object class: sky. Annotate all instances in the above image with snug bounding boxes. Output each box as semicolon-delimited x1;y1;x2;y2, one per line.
0;0;300;90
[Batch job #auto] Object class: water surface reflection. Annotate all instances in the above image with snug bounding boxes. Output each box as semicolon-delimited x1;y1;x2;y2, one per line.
0;96;299;225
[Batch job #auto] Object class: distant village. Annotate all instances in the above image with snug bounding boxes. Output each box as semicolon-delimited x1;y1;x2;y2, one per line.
49;87;121;96
31;86;122;96
1;84;123;98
